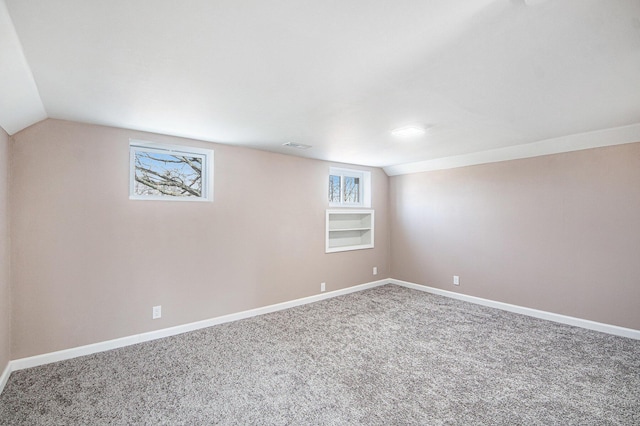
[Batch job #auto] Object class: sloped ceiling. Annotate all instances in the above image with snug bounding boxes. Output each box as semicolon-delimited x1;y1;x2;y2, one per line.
1;0;639;171
0;0;46;134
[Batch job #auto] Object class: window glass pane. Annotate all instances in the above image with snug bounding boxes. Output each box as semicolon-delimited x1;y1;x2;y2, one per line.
329;175;341;203
134;150;203;197
343;176;360;203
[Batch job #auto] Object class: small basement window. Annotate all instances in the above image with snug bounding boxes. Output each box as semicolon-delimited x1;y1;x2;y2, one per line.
329;167;371;208
130;140;213;201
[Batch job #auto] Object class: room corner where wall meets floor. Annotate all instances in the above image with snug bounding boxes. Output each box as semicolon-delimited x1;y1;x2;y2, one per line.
1;284;639;425
2;276;638;396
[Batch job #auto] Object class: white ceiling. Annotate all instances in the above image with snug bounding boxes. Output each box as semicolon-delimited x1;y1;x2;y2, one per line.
1;0;639;170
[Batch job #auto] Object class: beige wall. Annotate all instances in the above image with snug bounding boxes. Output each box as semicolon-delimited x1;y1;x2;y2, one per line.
390;142;640;329
8;117;638;361
0;128;10;372
10;119;389;358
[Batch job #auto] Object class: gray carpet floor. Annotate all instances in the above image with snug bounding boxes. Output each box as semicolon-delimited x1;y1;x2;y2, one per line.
0;284;639;425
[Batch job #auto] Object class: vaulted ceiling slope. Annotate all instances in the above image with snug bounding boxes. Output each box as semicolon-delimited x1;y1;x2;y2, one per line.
1;0;639;171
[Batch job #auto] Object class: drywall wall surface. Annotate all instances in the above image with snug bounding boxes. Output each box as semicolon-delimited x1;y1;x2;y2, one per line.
0;127;10;372
10;119;389;358
390;142;640;330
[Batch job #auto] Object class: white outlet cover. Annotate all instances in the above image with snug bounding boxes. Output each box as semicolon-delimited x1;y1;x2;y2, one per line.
320;282;326;292
152;305;162;319
453;276;460;285
373;267;378;275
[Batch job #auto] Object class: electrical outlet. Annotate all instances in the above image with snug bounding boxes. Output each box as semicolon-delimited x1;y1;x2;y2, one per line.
453;276;460;286
373;266;378;275
321;282;326;292
152;305;162;319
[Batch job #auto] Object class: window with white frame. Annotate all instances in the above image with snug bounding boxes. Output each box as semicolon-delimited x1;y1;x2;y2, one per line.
328;167;371;207
129;140;214;201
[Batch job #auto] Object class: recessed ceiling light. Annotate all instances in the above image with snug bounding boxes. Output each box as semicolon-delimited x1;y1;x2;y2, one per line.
282;142;312;150
391;126;426;137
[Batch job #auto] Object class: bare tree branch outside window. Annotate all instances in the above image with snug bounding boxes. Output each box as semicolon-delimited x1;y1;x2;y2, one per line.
329;173;362;205
329;175;341;203
134;151;203;197
343;176;360;203
328;167;368;207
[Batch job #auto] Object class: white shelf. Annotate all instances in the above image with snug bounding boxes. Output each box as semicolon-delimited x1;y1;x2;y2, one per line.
326;209;374;253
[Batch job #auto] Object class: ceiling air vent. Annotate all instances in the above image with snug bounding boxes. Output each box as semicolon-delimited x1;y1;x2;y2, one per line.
282;142;312;150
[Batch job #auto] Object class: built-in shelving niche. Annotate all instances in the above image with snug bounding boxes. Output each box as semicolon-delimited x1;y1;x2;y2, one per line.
326;209;374;253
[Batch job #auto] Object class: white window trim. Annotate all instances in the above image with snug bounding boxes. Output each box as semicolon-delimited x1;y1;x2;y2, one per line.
329;167;371;208
129;140;214;202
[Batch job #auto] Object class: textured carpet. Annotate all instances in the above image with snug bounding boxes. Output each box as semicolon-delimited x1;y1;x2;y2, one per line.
1;284;639;425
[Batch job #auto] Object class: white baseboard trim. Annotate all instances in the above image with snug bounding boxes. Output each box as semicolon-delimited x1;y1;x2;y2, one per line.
4;277;638;389
390;279;640;340
0;362;10;396
9;279;389;373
